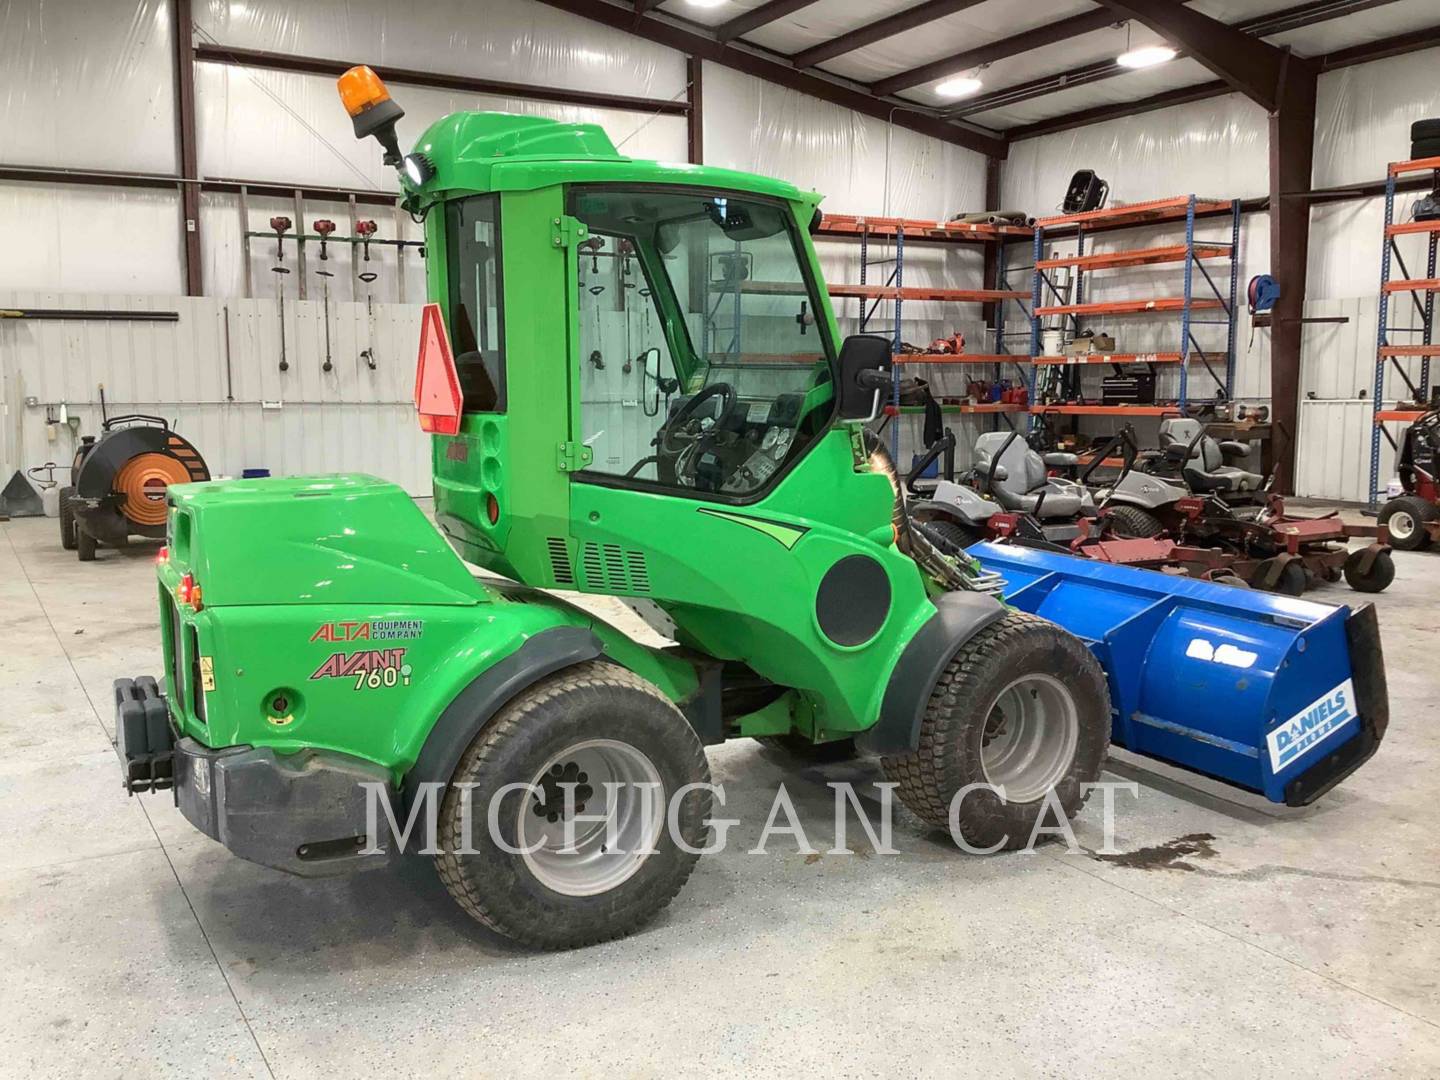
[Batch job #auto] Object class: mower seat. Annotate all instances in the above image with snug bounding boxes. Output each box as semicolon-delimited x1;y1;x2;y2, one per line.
973;432;1092;519
1159;418;1263;494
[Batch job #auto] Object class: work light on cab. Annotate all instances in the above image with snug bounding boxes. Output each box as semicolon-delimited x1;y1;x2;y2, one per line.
337;65;405;166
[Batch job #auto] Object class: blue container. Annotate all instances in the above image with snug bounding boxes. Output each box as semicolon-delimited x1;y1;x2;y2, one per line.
241;468;271;479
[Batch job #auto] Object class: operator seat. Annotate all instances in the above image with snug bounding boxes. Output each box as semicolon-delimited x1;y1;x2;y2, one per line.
1158;418;1263;494
972;432;1094;519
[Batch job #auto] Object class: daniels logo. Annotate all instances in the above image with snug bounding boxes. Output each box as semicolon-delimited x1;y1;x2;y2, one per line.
1266;678;1356;772
310;620;424;643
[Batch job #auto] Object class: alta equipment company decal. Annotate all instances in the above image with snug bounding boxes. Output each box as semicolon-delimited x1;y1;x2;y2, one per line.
310;648;413;690
1266;678;1355;772
310;619;424;642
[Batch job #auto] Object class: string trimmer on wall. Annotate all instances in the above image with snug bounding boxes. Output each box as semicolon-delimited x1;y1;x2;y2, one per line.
270;216;293;372
314;219;337;373
356;219;380;370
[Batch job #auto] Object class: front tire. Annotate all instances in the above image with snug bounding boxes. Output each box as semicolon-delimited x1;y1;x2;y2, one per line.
882;611;1110;852
434;660;711;950
1379;495;1436;551
1344;548;1395;593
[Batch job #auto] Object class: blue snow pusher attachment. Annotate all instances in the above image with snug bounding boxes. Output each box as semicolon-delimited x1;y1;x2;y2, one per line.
970;543;1387;805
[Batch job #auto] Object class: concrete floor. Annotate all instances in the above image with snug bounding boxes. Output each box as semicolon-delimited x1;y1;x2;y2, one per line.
2;511;1438;1079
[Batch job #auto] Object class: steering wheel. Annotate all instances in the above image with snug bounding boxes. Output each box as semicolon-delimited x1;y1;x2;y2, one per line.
661;382;737;455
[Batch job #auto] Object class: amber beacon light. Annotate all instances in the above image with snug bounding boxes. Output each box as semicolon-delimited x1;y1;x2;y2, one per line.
337;65;406;165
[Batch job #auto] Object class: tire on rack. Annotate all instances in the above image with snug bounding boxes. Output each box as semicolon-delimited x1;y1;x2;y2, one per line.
755;734;858;763
917;518;984;553
75;523;97;562
1104;504;1164;539
1412;119;1440;141
881;610;1111;853
434;659;711;950
58;486;77;551
1378;494;1437;551
1344;548;1395;593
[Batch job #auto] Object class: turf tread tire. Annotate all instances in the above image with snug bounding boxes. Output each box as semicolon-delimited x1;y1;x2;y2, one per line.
1344;549;1395;593
881;610;1110;851
434;660;711;950
1104;504;1164;538
919;518;984;553
1378;494;1437;551
58;486;77;550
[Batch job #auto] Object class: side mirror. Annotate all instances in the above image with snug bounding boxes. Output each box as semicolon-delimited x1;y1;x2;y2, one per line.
837;334;893;421
640;346;662;383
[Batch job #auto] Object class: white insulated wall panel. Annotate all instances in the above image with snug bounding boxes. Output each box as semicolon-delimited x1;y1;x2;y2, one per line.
0;0;176;174
0;292;431;496
194;0;686;100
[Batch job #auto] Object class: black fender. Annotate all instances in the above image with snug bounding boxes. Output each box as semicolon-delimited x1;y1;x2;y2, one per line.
855;590;1007;756
401;625;604;811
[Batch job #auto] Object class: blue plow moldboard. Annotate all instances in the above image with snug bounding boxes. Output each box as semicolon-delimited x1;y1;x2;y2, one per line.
969;543;1388;805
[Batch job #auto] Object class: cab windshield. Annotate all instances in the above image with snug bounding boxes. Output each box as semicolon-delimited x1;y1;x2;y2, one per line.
570;187;835;498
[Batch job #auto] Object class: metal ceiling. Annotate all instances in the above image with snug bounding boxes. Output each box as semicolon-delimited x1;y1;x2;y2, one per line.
540;0;1440;153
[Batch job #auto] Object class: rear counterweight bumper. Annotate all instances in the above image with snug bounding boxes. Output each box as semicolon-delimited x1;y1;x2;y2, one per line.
115;677;398;876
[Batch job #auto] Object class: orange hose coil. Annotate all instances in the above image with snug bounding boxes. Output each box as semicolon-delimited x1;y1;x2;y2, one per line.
113;453;189;527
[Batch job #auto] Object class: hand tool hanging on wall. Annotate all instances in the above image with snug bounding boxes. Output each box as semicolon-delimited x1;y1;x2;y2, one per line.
270;217;293;372
313;219;337;373
355;219;380;370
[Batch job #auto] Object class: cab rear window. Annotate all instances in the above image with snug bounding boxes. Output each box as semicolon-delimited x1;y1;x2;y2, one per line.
444;195;505;412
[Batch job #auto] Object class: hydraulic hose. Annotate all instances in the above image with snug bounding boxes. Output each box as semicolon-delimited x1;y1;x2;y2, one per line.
862;428;1005;596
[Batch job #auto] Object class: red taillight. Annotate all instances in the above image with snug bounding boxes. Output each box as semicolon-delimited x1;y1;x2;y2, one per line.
156;545;169;565
176;572;202;610
485;492;500;525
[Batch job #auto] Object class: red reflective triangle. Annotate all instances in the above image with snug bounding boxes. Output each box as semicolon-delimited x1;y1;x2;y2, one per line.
414;302;463;435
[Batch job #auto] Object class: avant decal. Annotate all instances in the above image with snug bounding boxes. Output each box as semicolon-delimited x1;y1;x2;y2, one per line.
310;648;413;690
310;620;425;643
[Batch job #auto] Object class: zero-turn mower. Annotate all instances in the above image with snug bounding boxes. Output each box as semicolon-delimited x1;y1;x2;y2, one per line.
1377;406;1440;550
111;70;1389;950
1099;422;1394;594
59;414;209;561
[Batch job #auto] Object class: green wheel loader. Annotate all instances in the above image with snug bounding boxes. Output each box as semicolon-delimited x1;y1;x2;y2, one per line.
114;69;1386;949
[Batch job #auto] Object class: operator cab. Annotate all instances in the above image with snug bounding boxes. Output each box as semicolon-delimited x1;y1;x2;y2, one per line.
567;188;836;498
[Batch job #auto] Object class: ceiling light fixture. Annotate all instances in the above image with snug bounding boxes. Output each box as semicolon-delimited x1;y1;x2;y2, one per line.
935;75;984;99
684;0;728;7
1117;44;1178;68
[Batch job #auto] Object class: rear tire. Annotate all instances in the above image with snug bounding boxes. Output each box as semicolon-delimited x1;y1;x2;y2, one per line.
1266;560;1308;596
1104;504;1164;538
58;487;77;550
76;524;97;562
882;611;1110;852
755;734;858;763
434;660;711;950
1344;548;1395;593
1378;495;1436;551
918;518;984;552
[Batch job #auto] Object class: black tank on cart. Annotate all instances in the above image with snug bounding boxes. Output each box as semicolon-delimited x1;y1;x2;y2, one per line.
58;415;210;561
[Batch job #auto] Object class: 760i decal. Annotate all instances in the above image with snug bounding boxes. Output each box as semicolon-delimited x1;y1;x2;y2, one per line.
310;648;413;690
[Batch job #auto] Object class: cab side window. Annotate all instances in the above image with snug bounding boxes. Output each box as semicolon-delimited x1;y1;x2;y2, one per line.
446;195;505;412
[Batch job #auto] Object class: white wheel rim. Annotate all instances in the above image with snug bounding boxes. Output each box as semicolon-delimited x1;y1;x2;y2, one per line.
980;674;1080;804
518;739;664;897
1388;510;1416;541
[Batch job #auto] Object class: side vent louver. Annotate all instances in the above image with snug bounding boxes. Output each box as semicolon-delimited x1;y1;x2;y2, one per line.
546;536;575;586
579;541;651;594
